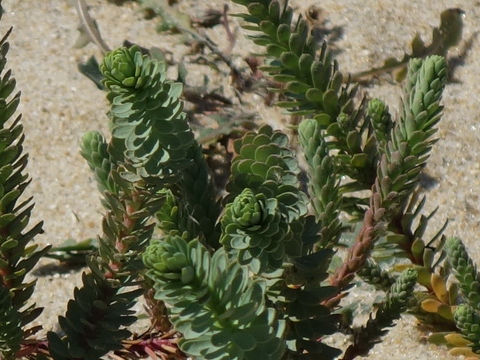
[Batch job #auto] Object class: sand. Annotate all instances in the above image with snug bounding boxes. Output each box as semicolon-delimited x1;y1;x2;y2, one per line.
1;0;479;358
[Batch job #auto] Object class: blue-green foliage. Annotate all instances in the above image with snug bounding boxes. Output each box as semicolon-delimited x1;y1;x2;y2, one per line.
343;269;418;358
298;118;343;247
0;2;457;359
144;234;286;359
101;46;194;179
80;131;117;194
221;188;286;273
223;125;307;270
220;125;340;358
231;0;377;201
101;46;220;246
377;56;447;214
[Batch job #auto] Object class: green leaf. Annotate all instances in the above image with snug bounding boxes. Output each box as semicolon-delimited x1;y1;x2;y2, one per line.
286;81;310;94
144;235;285;359
78;56;104;90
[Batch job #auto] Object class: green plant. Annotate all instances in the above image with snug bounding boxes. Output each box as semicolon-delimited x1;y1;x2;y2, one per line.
0;1;478;359
0;27;50;360
441;237;480;358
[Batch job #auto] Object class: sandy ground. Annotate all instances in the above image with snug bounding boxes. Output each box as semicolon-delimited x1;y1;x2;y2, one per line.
1;0;480;358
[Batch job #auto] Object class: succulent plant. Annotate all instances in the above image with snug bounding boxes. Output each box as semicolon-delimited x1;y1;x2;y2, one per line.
0;27;49;360
102;45;220;246
144;234;286;360
343;268;418;359
101;45;195;180
454;305;480;353
447;238;480;310
0;284;22;358
221;188;286;273
101;46;150;89
80;130;117;194
1;2;476;359
226;125;308;257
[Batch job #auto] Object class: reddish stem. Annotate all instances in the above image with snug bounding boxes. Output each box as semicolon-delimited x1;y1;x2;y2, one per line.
323;189;383;309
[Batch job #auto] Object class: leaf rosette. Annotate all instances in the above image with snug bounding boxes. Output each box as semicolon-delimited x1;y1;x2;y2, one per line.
143;235;286;359
143;235;195;285
226;125;307;223
101;46;150;90
224;125;308;270
80;130;117;194
100;45;195;180
221;188;287;273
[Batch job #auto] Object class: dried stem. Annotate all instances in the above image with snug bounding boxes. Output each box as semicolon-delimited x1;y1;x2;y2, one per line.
75;0;111;53
324;188;385;308
221;4;236;54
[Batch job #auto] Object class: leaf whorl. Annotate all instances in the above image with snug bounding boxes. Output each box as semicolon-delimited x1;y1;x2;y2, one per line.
223;125;307;269
100;45;195;180
101;45;220;245
221;188;287;273
227;125;307;221
447;237;480;311
144;234;286;360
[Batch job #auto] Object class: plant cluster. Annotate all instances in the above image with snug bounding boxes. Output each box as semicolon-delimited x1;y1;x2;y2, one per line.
0;1;479;360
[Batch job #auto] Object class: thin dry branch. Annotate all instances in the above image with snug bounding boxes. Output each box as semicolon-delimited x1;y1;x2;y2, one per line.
75;0;111;53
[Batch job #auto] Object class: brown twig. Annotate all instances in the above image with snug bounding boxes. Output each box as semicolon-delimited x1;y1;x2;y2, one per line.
15;330;184;360
177;23;241;77
15;338;50;359
75;0;111;53
144;288;172;332
323;188;385;309
222;4;236;54
117;330;185;360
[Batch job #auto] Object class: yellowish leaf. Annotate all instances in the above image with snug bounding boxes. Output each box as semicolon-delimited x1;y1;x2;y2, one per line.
431;273;449;304
445;333;472;347
449;346;478;357
421;298;442;313
416;266;431;288
420;298;453;319
392;264;413;272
